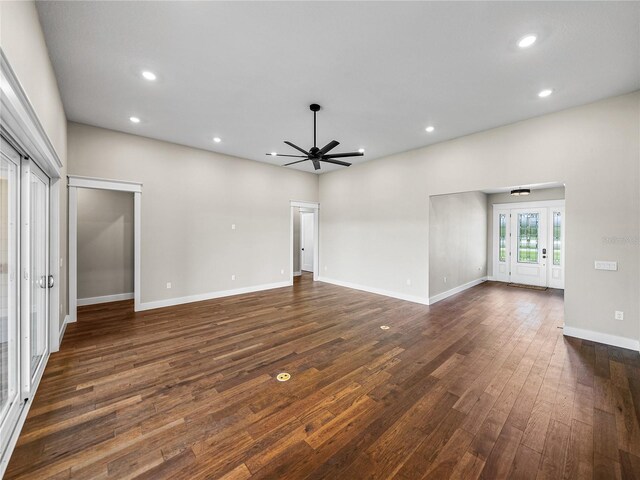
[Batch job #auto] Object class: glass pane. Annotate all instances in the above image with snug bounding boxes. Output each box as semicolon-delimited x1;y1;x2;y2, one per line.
498;214;506;262
30;173;47;377
0;147;18;426
553;211;561;266
517;213;539;263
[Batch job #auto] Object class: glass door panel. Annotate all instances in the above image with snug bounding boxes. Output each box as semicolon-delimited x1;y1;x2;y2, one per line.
29;169;48;377
0;138;21;457
510;208;547;287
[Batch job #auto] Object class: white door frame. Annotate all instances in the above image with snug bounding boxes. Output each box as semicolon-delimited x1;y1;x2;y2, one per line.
68;175;142;323
492;199;565;287
290;201;319;282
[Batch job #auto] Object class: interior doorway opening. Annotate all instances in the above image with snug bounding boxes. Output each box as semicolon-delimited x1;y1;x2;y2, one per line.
68;176;142;323
290;201;319;282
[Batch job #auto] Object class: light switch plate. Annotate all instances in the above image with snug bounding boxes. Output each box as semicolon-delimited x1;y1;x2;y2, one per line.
594;261;617;271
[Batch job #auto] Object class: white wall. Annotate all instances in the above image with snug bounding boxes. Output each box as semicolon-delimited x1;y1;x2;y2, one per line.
319;92;640;345
486;187;565;277
67;122;318;307
0;0;68;328
429;191;487;298
77;189;133;300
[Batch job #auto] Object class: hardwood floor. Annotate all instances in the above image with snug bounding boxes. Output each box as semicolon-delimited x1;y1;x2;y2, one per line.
6;275;640;479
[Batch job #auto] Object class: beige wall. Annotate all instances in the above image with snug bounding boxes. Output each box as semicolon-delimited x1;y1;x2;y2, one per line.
486;187;566;277
77;189;133;300
429;192;487;298
68;122;318;305
0;1;68;329
320;92;640;343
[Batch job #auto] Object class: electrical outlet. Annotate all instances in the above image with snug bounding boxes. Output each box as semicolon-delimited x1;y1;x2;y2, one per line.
324;266;328;271
281;269;284;275
231;224;236;230
615;311;624;321
231;274;235;281
166;282;171;289
406;279;411;286
444;276;447;284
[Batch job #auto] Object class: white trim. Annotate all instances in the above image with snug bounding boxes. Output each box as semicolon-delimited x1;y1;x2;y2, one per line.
77;292;134;306
58;314;70;345
429;277;488;304
293;271;302;277
68;186;78;323
68;178;142;324
67;175;142;193
492;199;565;209
563;326;640;352
0;351;49;478
134;192;141;311
138;281;290;311
317;276;430;305
290;200;319;210
0;50;62;177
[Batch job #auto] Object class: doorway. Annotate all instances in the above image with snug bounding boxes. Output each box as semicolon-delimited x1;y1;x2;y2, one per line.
68;176;142;322
493;201;565;288
289;201;319;282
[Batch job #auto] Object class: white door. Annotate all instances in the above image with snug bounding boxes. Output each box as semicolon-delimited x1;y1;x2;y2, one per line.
21;159;49;394
510;208;547;287
0;138;22;457
300;212;314;272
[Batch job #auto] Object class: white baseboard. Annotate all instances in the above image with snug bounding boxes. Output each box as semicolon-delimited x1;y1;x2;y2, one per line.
487;276;495;281
293;271;302;277
563;326;640;352
138;281;291;312
429;277;488;305
317;276;429;305
77;292;134;306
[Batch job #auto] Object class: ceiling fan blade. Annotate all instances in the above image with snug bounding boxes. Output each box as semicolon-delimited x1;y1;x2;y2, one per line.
266;154;307;158
284;141;309;155
323;152;364;159
318;140;340;156
312;158;321;170
320;158;351;167
284;159;310;166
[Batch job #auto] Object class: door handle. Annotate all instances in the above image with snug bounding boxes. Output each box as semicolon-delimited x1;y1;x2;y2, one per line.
38;275;47;289
542;248;547;259
48;275;54;288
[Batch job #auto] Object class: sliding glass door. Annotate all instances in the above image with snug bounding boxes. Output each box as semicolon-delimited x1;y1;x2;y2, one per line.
0;138;21;457
0;136;51;461
21;159;50;394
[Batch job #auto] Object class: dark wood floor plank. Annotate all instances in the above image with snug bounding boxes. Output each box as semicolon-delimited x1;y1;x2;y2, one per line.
5;277;639;479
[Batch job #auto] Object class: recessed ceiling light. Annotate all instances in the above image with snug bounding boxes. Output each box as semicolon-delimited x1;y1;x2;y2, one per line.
129;116;140;123
538;89;553;98
213;137;221;143
358;148;365;153
425;126;435;133
518;35;537;48
141;70;157;81
270;152;277;156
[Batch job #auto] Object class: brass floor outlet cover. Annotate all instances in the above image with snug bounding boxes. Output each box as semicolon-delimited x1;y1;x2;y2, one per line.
380;325;390;330
276;372;291;382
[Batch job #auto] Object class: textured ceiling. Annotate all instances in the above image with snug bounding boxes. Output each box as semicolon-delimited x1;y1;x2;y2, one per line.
37;1;640;173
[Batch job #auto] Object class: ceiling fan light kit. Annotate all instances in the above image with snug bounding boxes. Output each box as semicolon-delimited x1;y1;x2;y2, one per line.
266;104;364;171
510;188;531;196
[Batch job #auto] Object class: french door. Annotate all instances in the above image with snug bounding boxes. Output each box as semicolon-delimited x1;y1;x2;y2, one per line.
0;136;50;460
494;203;565;288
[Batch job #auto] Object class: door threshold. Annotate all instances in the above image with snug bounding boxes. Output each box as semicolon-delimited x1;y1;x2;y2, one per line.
507;283;548;291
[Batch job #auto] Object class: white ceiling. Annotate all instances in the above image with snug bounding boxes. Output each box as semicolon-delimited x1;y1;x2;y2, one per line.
36;1;640;174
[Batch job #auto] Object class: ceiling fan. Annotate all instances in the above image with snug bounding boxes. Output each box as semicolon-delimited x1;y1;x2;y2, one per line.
267;104;363;170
